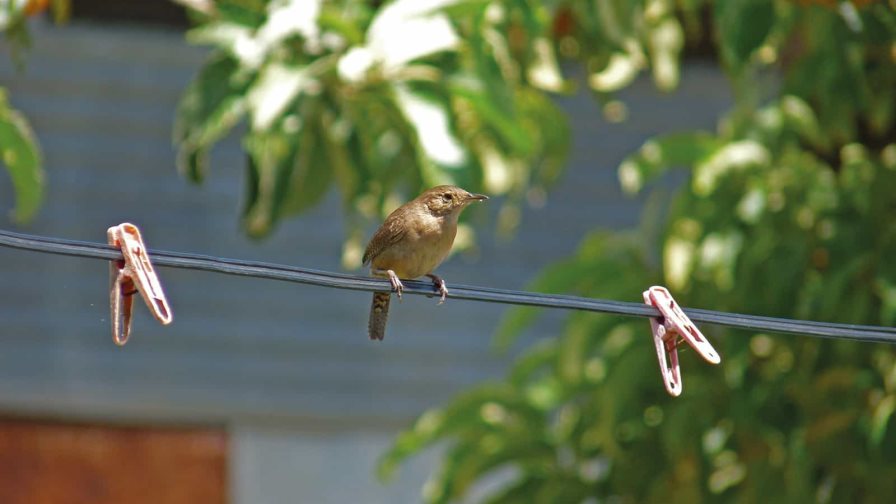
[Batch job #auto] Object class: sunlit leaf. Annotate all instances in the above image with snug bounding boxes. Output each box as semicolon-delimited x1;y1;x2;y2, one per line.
779;95;825;149
246;62;312;130
588;51;643;92
697;230;744;291
394;85;467;167
365;0;460;71
527;37;565;92
647;17;683;92
692;140;770;196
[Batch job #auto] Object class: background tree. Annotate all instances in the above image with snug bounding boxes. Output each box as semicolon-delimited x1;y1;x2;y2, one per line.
371;1;896;503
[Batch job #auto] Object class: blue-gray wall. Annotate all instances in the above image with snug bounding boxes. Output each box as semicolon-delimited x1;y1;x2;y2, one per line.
0;20;730;503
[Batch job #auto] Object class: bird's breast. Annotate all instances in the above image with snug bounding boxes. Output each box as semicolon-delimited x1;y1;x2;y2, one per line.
371;214;457;279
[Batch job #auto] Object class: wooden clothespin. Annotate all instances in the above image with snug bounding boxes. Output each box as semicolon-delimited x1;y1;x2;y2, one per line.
643;286;720;396
108;223;172;345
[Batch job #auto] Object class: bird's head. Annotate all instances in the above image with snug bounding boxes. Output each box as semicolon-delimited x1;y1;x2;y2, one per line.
421;185;488;217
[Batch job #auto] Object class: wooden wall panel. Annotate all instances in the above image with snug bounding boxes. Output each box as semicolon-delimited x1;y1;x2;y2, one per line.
0;418;227;504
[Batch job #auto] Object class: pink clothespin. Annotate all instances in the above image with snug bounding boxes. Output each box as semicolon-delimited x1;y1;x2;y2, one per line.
643;286;720;396
108;223;172;345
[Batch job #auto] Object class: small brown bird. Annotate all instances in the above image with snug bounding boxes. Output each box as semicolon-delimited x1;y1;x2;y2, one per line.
363;185;488;340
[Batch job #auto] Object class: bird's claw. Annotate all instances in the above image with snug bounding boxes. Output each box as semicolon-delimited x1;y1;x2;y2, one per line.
388;271;404;300
427;274;448;305
437;284;448;305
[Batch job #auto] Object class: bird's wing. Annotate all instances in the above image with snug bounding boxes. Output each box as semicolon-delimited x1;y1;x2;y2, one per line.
362;214;407;266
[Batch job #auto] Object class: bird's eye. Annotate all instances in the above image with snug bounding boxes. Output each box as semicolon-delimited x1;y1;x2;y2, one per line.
442;193;453;201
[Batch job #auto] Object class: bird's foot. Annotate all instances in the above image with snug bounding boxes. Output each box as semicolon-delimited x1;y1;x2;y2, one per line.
426;274;449;305
387;270;404;300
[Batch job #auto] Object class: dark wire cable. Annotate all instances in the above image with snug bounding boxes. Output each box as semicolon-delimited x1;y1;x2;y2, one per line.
1;228;895;343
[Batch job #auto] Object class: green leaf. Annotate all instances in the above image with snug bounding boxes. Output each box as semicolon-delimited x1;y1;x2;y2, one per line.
214;0;268;28
317;6;365;45
557;313;593;385
779;95;825;149
174;52;249;182
451;81;533;156
870;395;896;448
714;0;775;68
241;125;299;237
0;89;43;223
518;88;569;187
280;114;333;215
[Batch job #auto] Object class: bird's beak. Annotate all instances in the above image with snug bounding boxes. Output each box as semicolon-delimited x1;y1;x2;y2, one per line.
466;193;489;202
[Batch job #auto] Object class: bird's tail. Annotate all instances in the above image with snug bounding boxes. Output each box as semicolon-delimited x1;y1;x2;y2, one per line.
368;292;391;341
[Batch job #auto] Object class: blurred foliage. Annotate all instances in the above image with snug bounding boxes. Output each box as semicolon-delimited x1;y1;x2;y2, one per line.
1;0;69;64
0;0;66;223
379;1;896;503
175;0;577;251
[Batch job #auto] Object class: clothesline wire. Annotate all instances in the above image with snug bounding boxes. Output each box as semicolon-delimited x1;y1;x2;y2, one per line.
1;228;894;344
